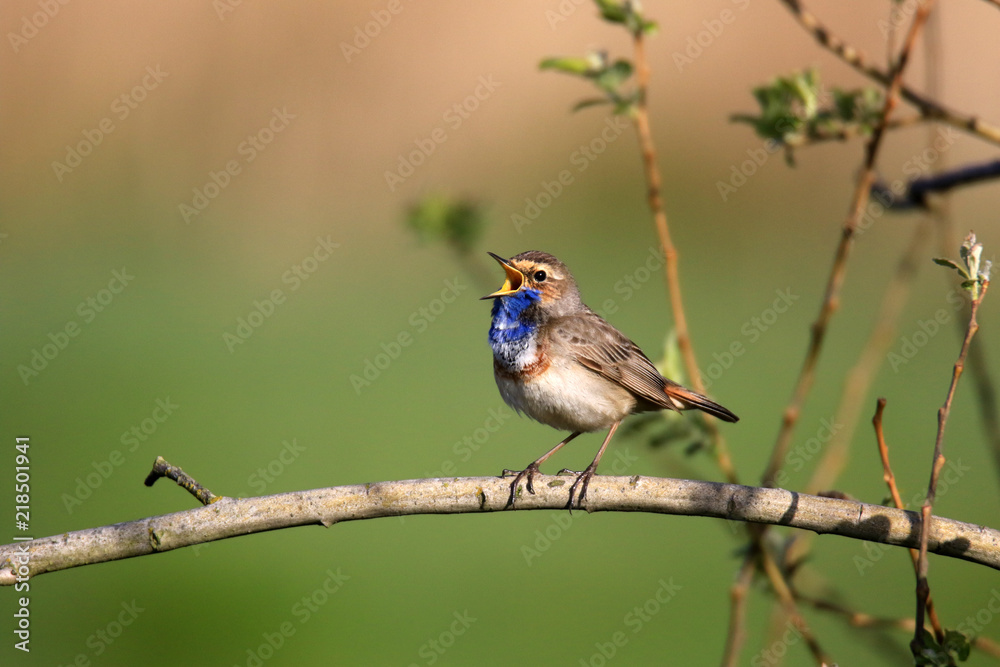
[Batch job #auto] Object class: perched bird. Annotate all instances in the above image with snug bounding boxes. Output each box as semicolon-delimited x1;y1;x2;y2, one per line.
482;250;738;509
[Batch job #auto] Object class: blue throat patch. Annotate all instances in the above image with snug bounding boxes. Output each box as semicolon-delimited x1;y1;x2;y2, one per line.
488;289;541;366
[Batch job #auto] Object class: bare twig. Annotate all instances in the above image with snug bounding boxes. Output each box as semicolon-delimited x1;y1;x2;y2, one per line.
787;115;922;147
873;399;904;510
797;593;1000;658
804;220;931;496
631;29;738;485
874;399;944;642
874;159;1000;210
2;471;1000;583
721;556;757;667
777;0;1000;146
759;548;829;664
748;10;937;662
914;279;990;654
760;0;935;489
144;456;219;506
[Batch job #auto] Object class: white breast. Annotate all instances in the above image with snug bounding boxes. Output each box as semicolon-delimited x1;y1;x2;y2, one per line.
495;356;635;433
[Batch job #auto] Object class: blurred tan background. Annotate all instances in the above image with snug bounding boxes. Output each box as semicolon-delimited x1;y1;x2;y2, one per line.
3;1;999;664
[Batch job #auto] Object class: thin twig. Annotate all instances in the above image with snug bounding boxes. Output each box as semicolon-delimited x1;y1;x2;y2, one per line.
874;399;944;642
631;29;738;485
721;556;756;667
803;220;931;496
777;0;1000;146
874;159;1000;210
936;217;1000;493
760;0;934;489
798;592;1000;658
873;399;904;510
748;9;936;661
780;115;923;148
914;280;990;654
3;471;1000;583
759;547;829;664
144;456;219;506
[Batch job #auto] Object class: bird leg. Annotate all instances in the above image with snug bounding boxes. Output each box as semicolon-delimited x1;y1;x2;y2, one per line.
503;431;581;508
566;421;621;510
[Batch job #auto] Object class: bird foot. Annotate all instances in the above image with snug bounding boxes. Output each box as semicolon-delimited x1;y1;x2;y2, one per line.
502;463;541;508
566;465;598;510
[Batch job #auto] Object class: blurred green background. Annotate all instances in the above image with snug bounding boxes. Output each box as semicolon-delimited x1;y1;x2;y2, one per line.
3;1;1000;664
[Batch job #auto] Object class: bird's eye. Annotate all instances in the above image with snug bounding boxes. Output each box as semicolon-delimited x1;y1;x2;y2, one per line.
533;270;547;282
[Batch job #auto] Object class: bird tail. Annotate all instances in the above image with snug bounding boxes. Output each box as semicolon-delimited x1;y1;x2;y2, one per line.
665;385;739;423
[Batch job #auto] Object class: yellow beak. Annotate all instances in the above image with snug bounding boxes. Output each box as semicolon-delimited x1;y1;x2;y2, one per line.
481;252;526;299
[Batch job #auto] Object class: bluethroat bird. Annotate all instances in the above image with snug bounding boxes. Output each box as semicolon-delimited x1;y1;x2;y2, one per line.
482;251;739;509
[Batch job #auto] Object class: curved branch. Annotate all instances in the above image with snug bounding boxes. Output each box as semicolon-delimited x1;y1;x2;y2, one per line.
1;474;998;582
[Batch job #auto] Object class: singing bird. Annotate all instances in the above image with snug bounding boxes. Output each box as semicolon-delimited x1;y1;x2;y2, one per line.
482;251;738;508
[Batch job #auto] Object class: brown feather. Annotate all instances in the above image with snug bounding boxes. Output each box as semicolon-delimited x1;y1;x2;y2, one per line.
547;308;739;423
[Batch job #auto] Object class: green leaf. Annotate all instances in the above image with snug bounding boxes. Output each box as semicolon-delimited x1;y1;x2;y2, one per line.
572;98;612;112
932;257;964;272
735;68;883;150
943;629;971;661
593;0;627;23
405;194;485;254
594;59;633;89
539;57;595;76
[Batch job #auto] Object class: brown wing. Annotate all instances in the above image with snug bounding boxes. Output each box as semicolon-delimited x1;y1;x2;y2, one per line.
547;310;678;410
547;310;740;422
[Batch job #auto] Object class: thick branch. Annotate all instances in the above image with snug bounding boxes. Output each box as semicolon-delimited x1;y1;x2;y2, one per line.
1;474;999;582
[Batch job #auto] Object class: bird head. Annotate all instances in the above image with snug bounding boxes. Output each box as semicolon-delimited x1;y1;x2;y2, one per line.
480;251;582;316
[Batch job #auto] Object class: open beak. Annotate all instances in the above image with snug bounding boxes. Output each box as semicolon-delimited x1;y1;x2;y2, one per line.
480;252;526;299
